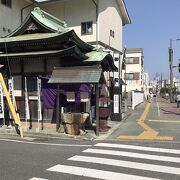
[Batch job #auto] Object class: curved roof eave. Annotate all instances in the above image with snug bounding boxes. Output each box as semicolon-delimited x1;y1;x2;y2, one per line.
104;54;118;72
6;7;68;37
70;30;94;51
84;51;118;71
31;7;68;33
0;45;87;60
0;30;94;52
6;13;32;37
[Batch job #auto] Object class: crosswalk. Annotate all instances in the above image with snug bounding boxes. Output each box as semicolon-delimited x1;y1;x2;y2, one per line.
30;142;180;180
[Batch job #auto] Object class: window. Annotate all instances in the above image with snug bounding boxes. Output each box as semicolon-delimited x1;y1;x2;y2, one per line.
125;57;139;64
81;21;93;35
124;73;139;80
110;29;114;38
125;73;134;80
1;0;11;8
125;57;134;64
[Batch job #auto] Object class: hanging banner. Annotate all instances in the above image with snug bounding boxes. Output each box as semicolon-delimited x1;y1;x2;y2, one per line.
25;77;30;120
8;77;16;119
0;83;4;118
37;77;42;121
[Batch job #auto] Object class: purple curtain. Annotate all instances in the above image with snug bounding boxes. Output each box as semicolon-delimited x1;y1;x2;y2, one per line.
41;78;91;109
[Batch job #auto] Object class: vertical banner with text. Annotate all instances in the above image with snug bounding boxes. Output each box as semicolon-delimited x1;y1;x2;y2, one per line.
37;77;42;121
25;77;30;121
8;77;16;119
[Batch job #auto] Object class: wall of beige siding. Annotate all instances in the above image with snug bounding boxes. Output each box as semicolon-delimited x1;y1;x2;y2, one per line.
0;0;123;51
0;0;29;37
34;0;123;52
98;0;123;51
39;0;97;43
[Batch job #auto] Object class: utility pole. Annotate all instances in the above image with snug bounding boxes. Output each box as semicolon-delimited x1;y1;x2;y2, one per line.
160;72;162;89
169;39;173;103
169;39;180;103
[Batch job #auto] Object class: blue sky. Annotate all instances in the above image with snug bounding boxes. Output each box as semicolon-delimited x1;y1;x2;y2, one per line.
123;0;180;80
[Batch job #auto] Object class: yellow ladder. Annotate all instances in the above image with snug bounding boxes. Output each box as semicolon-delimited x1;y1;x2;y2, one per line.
0;73;23;138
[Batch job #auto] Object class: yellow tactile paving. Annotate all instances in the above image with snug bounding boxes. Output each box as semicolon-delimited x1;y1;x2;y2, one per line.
119;135;173;141
118;102;174;141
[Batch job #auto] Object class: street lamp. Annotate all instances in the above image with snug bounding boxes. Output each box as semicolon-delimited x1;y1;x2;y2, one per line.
169;38;180;103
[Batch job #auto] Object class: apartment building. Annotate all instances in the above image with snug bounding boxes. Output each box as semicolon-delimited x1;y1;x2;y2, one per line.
123;48;144;92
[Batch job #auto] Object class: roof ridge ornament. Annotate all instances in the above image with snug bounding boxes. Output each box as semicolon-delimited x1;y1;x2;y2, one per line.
33;7;68;29
34;7;41;13
34;7;45;18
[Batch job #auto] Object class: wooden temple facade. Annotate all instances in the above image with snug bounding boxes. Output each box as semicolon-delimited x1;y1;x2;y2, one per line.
0;7;117;134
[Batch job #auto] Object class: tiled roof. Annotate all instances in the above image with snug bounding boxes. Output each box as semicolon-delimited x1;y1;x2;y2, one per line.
48;66;106;84
7;7;68;37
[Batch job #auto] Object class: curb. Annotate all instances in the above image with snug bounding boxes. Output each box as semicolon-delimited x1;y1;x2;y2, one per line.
0;111;134;141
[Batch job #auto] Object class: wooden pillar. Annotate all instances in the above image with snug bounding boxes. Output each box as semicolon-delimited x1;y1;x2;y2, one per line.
56;84;60;131
21;60;24;95
95;83;99;136
44;58;47;74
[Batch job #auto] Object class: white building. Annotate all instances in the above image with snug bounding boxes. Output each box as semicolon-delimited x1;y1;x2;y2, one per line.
123;48;144;92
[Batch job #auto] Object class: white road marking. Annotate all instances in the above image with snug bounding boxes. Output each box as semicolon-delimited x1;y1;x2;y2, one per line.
69;155;180;175
0;138;91;147
47;164;162;180
83;148;180;163
157;101;160;117
29;178;48;180
95;143;180;154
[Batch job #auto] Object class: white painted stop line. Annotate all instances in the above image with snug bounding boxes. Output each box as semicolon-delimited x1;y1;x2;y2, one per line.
47;164;162;180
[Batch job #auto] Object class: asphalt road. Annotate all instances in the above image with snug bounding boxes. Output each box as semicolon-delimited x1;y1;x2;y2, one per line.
0;98;180;180
0;138;180;180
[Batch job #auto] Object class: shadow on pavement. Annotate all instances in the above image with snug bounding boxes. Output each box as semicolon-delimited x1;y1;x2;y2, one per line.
159;108;180;115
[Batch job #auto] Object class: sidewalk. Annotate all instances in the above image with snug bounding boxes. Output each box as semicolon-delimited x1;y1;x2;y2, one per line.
157;97;180;120
0;109;133;140
3;100;169;141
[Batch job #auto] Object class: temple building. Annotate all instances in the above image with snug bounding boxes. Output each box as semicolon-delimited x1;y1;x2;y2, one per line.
0;7;117;135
